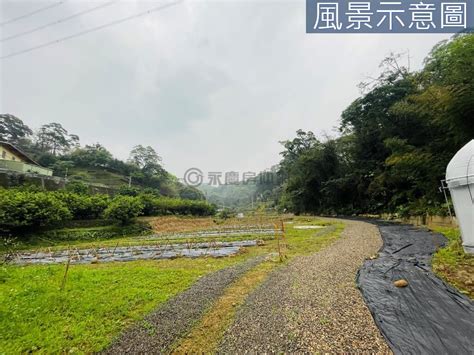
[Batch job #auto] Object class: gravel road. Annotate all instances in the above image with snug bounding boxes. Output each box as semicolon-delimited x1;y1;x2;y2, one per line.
218;219;390;353
104;256;264;354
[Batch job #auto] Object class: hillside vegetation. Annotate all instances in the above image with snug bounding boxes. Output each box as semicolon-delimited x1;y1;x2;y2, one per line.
276;34;473;216
0;117;204;200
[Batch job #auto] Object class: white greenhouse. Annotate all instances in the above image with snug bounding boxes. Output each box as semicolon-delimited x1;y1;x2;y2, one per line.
446;139;474;254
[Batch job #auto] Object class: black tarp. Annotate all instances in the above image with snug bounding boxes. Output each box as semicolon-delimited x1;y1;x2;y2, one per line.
357;222;474;354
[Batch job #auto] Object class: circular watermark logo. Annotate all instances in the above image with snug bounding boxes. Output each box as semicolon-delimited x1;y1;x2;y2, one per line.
183;167;203;187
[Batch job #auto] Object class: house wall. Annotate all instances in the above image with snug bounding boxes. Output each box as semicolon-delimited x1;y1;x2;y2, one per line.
0;146;25;162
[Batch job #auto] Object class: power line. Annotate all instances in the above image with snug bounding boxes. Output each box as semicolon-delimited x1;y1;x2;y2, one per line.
1;0;119;43
0;1;67;27
0;0;183;60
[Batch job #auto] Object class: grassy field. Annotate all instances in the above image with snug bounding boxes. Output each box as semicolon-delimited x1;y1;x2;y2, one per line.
0;257;244;353
0;216;344;353
431;227;474;299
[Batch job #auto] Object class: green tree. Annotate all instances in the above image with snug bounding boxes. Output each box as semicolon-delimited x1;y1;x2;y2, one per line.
129;145;164;176
276;34;474;217
0;114;33;144
117;185;140;196
103;196;144;224
35;122;79;155
179;186;205;201
70;144;113;167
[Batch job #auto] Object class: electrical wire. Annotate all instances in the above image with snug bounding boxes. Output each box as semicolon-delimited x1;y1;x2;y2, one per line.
1;0;183;60
1;0;119;42
0;1;67;27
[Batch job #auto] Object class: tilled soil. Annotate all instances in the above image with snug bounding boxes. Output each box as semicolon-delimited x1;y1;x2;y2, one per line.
218;219;390;353
103;256;264;354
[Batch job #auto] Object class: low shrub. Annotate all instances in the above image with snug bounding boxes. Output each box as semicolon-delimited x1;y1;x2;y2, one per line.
53;192;109;220
0;188;215;234
34;222;153;242
117;185;140;197
0;189;71;231
216;208;235;220
65;181;89;194
60;219;112;229
103;196;144;225
138;194;216;216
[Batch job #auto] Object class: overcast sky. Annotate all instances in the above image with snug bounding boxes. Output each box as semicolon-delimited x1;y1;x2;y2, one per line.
0;0;450;178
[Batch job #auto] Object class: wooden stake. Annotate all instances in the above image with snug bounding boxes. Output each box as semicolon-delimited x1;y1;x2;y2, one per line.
274;223;283;262
60;253;71;291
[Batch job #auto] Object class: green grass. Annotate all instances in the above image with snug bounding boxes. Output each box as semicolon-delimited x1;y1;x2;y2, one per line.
431;226;474;298
283;221;342;258
0;257;242;354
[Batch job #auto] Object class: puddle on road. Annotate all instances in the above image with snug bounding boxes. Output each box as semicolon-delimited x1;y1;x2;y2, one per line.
13;240;259;265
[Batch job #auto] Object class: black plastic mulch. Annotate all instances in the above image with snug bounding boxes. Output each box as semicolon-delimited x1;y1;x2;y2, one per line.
357;221;473;354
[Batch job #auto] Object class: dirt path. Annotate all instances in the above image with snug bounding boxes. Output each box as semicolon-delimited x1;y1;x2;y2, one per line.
218;219;390;353
104;256;265;354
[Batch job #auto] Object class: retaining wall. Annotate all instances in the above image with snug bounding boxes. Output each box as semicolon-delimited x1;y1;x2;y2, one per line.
0;170;117;195
379;213;457;229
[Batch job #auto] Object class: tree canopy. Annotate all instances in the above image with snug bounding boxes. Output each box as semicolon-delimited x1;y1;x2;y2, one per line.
277;34;474;217
0;114;33;144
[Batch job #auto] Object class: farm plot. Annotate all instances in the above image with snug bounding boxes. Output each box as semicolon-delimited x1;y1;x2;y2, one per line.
6;217;285;265
13;240;261;265
1;215;341;353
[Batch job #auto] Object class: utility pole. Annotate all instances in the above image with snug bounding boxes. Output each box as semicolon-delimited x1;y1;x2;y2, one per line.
128;175;132;187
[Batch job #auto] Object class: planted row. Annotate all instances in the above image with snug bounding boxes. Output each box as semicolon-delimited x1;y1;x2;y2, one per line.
103;195;216;224
0;189;216;231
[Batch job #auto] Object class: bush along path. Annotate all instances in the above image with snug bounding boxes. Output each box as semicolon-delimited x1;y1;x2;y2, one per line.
357;222;474;354
218;219;390;353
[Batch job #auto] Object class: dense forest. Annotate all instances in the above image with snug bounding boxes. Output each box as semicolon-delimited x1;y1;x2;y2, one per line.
277;34;473;216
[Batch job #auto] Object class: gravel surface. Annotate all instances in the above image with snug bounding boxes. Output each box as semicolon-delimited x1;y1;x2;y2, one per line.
103;256;264;354
218;219;391;353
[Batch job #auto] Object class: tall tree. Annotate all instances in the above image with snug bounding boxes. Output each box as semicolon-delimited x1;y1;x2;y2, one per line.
0;114;33;144
35;123;79;155
70;144;113;167
128;145;164;176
